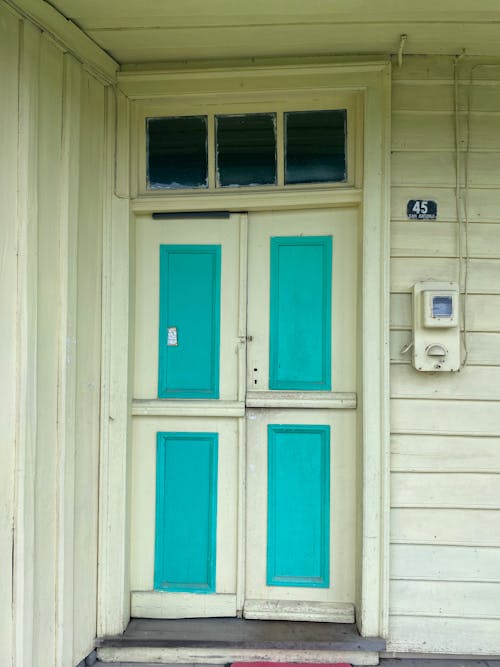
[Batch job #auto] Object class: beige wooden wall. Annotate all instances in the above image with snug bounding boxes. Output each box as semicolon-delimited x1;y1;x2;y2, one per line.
388;55;500;654
0;3;118;665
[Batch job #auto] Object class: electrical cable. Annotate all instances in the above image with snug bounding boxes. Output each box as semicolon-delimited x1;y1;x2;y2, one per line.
453;51;467;366
112;84;130;200
462;63;500;366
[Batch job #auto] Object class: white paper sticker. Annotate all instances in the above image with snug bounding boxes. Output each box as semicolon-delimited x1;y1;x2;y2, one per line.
167;327;178;346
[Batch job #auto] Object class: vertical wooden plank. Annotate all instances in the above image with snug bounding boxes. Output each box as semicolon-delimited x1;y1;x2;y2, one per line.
269;236;332;390
237;214;248;403
14;18;41;667
267;424;330;588
235;417;246;613
359;65;391;638
33;33;64;667
55;52;82;667
158;245;221;398
73;69;105;663
97;95;132;636
155;432;218;592
0;7;20;667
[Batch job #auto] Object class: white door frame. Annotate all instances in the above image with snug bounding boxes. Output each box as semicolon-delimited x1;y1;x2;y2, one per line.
97;58;391;639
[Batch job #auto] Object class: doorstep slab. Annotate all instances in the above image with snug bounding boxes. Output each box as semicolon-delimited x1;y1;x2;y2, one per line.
96;646;379;665
96;618;384;665
98;618;384;651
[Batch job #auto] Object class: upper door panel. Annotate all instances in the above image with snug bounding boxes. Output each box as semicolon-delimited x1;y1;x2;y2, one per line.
134;215;242;401
246;208;359;394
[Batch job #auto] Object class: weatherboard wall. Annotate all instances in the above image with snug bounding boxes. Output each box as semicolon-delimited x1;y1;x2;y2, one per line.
0;4;121;666
388;55;500;655
3;3;500;659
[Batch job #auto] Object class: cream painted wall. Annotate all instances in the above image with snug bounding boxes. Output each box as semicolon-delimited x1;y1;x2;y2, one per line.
0;3;120;665
3;2;500;661
0;7;20;667
388;55;500;655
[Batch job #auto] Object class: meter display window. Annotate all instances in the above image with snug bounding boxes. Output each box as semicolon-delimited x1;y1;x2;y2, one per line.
432;295;453;318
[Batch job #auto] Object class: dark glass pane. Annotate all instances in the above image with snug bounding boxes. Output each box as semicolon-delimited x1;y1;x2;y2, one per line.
285;110;346;184
216;114;276;187
147;116;207;189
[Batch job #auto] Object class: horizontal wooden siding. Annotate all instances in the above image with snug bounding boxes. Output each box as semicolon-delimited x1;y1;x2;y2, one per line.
389;54;500;655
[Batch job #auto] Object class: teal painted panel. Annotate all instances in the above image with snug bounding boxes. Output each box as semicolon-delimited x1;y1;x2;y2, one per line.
154;432;218;593
158;245;220;398
267;424;330;587
269;236;332;390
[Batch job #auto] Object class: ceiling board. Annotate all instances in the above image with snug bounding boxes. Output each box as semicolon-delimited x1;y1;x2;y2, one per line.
49;0;500;22
43;0;500;63
87;24;500;63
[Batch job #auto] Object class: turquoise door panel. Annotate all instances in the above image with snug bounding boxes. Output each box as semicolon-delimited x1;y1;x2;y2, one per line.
158;245;221;398
269;236;332;390
267;424;330;587
154;432;218;593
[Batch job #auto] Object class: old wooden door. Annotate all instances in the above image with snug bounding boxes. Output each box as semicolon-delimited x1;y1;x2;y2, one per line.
130;206;358;622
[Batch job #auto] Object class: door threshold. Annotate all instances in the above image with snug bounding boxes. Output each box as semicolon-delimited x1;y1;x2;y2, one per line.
96;617;385;665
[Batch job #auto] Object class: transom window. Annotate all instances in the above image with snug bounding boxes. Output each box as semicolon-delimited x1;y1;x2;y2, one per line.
146;109;347;191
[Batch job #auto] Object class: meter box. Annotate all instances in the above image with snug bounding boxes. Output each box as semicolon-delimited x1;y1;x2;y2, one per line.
413;281;460;372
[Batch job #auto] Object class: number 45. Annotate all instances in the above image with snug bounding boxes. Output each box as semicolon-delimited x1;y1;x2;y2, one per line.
412;200;428;214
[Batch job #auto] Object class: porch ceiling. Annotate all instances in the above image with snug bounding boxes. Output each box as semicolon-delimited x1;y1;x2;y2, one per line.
44;0;500;65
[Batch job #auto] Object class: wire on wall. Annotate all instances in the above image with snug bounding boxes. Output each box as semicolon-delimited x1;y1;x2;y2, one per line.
455;60;500;367
453;51;468;367
397;34;407;68
112;84;130;200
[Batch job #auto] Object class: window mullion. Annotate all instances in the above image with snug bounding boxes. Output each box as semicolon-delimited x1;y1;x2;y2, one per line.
208;113;216;190
276;112;284;187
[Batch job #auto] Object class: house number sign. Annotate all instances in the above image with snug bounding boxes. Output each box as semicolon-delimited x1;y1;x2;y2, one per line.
407;200;437;220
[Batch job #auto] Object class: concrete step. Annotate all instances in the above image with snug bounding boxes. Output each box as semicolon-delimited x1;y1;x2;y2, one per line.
96;618;385;666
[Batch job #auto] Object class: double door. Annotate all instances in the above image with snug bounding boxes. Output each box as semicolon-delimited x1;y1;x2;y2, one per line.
130;208;358;622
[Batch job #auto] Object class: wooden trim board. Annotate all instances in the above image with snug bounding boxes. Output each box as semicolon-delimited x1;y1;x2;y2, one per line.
97;60;391;640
